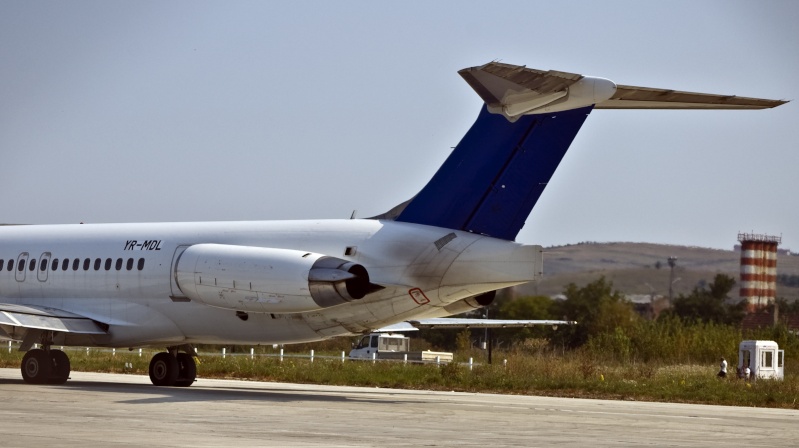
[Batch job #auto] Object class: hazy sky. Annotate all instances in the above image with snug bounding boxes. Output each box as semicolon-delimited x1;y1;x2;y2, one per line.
1;1;797;251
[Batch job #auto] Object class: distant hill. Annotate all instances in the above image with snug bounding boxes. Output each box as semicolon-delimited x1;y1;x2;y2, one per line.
514;242;799;301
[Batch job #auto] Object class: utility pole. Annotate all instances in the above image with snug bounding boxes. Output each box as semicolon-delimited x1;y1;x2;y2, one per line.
484;308;492;365
667;256;677;306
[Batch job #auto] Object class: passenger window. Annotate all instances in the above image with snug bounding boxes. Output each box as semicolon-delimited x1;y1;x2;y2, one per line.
115;258;122;271
62;258;69;271
29;259;36;271
40;260;47;271
104;258;112;270
72;258;78;271
7;259;13;271
18;261;25;272
94;258;101;271
83;258;90;271
126;258;133;270
0;259;4;269
137;258;145;270
51;259;58;271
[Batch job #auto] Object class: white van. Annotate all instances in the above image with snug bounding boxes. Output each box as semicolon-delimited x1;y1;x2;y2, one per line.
349;332;453;362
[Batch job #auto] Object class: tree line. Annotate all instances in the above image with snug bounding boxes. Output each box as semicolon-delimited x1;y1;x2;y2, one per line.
419;275;799;367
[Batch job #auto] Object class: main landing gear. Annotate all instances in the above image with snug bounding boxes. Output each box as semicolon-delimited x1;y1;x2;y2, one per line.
20;331;71;385
21;347;71;385
18;338;197;387
148;345;197;387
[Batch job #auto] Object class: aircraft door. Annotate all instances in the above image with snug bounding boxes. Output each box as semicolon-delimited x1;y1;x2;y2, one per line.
37;252;51;282
15;252;28;282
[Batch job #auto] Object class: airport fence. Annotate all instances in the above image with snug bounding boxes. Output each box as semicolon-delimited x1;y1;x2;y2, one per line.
3;340;493;370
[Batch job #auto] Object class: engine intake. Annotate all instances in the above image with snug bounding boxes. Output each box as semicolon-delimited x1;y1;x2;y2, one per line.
175;244;380;313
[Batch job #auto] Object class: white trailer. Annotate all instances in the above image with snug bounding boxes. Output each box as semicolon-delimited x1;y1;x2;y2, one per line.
349;333;453;363
738;340;784;381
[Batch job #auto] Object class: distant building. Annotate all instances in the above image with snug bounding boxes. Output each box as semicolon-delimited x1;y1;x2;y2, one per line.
741;309;799;332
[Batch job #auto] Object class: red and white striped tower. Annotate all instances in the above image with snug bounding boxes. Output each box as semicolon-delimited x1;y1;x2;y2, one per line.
738;232;780;311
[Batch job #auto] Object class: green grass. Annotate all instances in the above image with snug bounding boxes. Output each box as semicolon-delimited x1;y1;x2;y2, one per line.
2;346;797;409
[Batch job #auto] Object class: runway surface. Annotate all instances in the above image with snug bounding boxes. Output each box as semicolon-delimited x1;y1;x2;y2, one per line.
0;368;797;447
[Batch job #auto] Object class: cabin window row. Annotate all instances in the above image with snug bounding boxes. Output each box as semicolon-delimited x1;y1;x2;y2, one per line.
0;257;145;272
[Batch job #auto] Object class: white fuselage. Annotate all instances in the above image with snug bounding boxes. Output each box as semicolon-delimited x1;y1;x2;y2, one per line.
0;219;538;348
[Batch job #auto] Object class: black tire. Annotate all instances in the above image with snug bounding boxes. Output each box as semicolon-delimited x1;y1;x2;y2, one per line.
174;353;197;387
48;350;71;385
149;352;178;386
21;349;52;385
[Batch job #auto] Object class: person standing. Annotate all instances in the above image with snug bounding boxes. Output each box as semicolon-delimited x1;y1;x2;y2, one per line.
717;357;727;378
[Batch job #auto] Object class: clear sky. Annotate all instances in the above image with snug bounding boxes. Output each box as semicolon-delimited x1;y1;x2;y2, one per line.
1;1;797;251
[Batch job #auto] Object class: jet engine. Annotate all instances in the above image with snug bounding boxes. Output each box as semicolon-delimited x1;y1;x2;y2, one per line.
174;244;380;313
441;291;496;315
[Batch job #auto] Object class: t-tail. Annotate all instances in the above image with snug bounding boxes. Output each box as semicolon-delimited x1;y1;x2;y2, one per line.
374;62;786;241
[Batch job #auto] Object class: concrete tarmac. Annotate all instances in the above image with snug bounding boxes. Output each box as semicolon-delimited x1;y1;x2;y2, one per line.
0;368;797;447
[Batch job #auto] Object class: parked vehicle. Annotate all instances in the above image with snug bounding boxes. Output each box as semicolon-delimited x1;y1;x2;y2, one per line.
349;333;453;363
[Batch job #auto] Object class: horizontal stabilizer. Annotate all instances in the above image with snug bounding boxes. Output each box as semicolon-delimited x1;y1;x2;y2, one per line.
597;85;787;110
459;63;583;113
460;62;787;120
459;62;613;119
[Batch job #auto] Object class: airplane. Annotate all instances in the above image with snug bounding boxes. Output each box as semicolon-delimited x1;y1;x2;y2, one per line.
0;62;786;387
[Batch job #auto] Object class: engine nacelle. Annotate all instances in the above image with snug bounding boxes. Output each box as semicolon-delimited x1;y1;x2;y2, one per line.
441;291;496;315
175;244;378;313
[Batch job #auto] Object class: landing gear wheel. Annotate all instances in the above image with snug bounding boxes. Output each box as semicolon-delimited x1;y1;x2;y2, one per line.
21;349;52;385
48;349;71;385
174;353;197;387
149;352;178;386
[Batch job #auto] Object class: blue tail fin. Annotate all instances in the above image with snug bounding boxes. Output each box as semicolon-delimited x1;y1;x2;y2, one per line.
392;105;592;241
380;60;785;240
